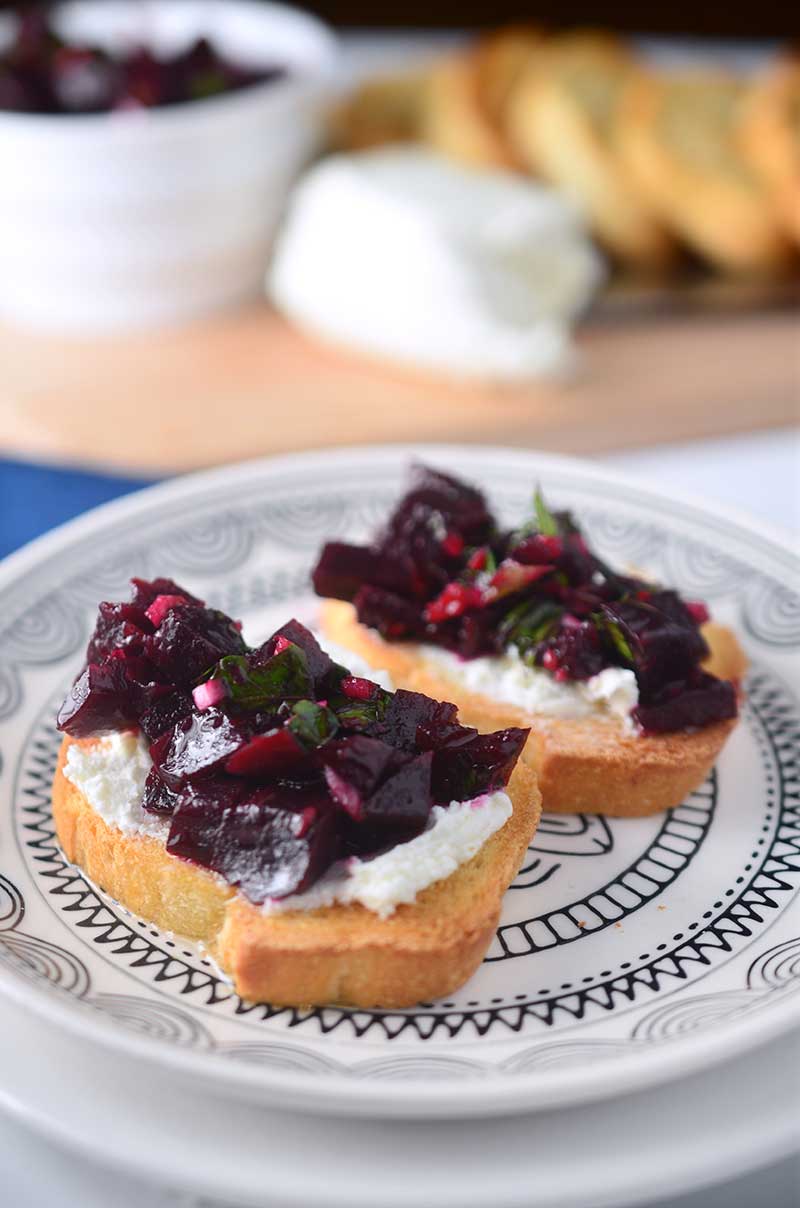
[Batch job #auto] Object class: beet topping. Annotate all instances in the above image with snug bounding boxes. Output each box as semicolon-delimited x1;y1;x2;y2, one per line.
311;466;739;735
0;7;286;115
58;578;527;905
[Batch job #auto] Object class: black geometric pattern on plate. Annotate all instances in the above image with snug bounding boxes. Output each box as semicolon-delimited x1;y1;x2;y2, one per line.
2;665;797;1046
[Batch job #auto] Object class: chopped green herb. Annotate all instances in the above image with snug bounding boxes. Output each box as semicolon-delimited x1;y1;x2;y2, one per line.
332;688;390;731
499;600;562;658
594;614;636;664
534;487;559;537
213;645;313;710
288;699;339;749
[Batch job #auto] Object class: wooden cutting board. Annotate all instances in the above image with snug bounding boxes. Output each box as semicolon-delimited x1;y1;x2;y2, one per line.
1;303;798;473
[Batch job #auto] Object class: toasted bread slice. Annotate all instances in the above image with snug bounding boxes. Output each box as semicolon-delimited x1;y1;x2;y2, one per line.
329;70;432;152
422;52;520;170
320;601;746;818
739;56;800;245
53;737;540;1008
504;33;674;268
617;69;792;273
473;25;545;125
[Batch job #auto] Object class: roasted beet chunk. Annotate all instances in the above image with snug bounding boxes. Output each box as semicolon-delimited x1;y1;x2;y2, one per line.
634;674;737;734
57;662;138;736
353;586;427;641
312;544;413;602
319;735;398;819
167;786;339;903
86;601;154;663
149;604;247;686
432;728;529;802
226;727;308;778
142;767;181;815
360;751;433;833
253;620;340;690
130;577;204;611
599;594;708;697
151;709;248;788
139;690;193;742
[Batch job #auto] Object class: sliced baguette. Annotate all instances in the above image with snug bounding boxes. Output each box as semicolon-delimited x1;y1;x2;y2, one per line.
422;52;520;170
53;737;540;1009
616;69;792;273
320;600;746;818
504;34;674;268
739;56;800;245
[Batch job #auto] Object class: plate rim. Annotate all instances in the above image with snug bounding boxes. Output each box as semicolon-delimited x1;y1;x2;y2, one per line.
1;441;798;1118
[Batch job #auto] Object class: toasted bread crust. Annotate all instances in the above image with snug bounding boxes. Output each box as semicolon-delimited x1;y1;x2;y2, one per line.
53;738;540;1008
739;56;800;246
616;70;791;273
320;600;745;817
504;34;674;268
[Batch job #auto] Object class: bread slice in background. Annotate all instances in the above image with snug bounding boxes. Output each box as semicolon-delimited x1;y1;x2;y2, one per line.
617;69;793;273
321;600;746;818
53;738;541;1008
739;55;800;245
505;32;675;269
329;70;432;152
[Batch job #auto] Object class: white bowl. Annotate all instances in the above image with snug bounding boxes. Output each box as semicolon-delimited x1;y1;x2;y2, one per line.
0;0;338;331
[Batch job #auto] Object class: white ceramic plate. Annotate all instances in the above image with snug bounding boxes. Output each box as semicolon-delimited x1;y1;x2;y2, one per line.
0;445;798;1119
0;990;797;1208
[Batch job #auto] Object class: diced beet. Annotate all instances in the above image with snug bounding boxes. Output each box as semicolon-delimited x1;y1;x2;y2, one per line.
340;676;378;701
145;593;190;627
360;751;433;833
432;728;529;803
225;727;308;778
142;767;180;815
425;582;484;624
167;786;339;903
354;586;426;640
139;690;193;742
323;766;363;820
151;709;248;788
148;604;247;686
319;735;397;813
486;560;554;601
86;601;154;663
380;690;459;753
634;675;737;734
312;543;411;603
57;662;137;736
512;534;564;564
257;619;338;688
130;578;203;611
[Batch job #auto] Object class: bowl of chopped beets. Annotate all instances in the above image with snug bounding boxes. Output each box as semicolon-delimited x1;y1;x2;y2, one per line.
0;1;338;330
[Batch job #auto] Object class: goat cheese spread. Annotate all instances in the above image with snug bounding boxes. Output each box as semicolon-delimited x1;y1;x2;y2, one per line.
268;148;603;381
63;737;511;919
420;644;639;731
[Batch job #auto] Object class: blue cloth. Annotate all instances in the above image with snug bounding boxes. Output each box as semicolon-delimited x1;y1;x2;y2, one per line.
0;458;160;560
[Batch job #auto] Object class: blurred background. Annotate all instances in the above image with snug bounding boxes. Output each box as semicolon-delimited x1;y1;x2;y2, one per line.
0;0;797;554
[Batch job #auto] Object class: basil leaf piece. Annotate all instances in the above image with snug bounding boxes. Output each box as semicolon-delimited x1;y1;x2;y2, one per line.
288;700;339;750
500;600;562;658
332;688;391;732
213;645;313;710
534;487;559;536
594;613;636;665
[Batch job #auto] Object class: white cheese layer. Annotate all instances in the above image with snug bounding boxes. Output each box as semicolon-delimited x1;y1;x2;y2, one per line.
268;148;603;382
62;733;511;919
64;730;169;841
261;792;512;919
419;644;639;731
